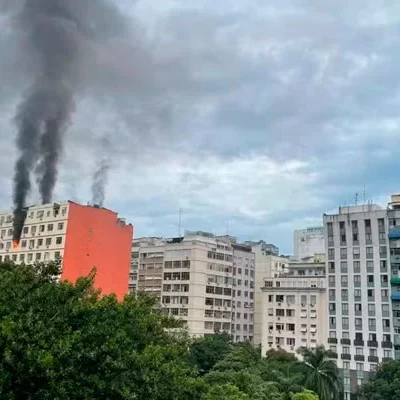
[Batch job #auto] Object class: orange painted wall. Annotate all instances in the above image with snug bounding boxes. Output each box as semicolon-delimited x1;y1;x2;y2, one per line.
62;202;133;300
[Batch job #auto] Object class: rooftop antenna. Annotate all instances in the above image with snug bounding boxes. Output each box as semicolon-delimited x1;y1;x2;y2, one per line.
363;185;366;205
355;192;359;205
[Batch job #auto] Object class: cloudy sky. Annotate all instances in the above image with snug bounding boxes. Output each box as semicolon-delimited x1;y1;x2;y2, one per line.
1;0;400;253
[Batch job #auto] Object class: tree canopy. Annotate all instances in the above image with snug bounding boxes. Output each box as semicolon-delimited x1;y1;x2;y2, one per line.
0;261;342;400
357;360;400;400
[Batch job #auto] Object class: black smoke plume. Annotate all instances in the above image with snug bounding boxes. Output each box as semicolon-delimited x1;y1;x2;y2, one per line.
91;160;110;207
8;0;122;242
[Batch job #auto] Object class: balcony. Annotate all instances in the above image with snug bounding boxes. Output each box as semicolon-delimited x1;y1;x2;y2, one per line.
341;354;351;360
392;294;400;301
391;277;400;285
341;339;351;345
354;355;365;361
328;338;338;344
368;356;379;363
391;255;400;264
354;340;364;346
367;340;378;347
389;227;400;239
395;335;400;346
382;341;393;348
383;357;393;362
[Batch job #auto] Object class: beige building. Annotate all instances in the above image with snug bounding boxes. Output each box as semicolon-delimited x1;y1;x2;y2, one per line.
131;232;255;341
250;242;289;345
260;260;327;356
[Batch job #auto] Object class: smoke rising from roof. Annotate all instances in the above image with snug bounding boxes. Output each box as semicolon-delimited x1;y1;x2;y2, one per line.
3;0;129;240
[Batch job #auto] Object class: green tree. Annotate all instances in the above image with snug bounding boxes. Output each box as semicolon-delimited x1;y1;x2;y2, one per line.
298;347;340;400
358;360;400;400
189;333;232;374
202;384;249;400
291;389;319;400
0;261;202;400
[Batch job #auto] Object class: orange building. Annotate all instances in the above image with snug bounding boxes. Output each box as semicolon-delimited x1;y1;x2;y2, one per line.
0;201;133;300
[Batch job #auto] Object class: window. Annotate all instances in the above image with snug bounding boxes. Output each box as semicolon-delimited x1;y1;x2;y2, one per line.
369;348;377;357
58;222;64;230
356;347;364;356
366;247;373;257
21;240;26;248
343;376;350;386
369;319;376;330
342;317;349;329
355;303;362;313
23;226;29;234
341;276;348;286
381;260;388;271
56;237;63;245
55;251;61;260
342;303;349;313
353;247;360;258
329;303;336;312
354;289;361;299
368;304;375;315
343;362;350;370
328;276;336;287
12;255;17;262
38;238;43;247
19;254;25;262
340;261;348;273
367;261;374;272
204;322;213;330
383;319;391;329
355;318;362;330
353;261;360;272
27;253;33;262
354;275;361;286
39;225;45;232
384;350;392;358
340;248;347;259
328;248;335;260
329;331;336;338
356;363;364;371
343;346;350;354
341;289;348;300
36;253;41;261
45;238;51;246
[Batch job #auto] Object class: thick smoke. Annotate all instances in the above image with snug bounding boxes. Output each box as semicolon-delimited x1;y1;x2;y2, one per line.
8;0;124;242
91;137;112;207
91;160;110;207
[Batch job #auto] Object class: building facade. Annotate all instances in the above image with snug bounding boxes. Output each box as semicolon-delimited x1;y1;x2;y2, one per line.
250;243;289;345
131;232;255;341
324;204;393;398
294;227;325;260
0;201;133;299
260;260;327;356
388;194;400;360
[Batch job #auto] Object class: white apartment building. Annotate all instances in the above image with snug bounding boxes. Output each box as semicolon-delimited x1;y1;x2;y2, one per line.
324;204;393;398
251;242;289;345
260;261;327;356
294;227;325;260
0;202;69;264
130;232;255;341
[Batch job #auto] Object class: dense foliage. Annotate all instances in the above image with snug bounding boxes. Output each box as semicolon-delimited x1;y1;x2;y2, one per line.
357;360;400;400
0;261;342;399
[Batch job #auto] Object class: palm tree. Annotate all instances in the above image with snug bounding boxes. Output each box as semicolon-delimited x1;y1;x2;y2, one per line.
298;346;340;400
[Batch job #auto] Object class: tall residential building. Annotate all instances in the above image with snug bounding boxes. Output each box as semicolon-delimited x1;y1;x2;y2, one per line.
250;242;289;345
294;227;325;260
130;232;255;341
387;194;400;359
261;260;327;356
0;201;133;299
324;204;393;399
